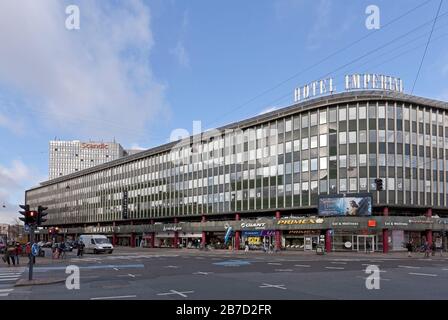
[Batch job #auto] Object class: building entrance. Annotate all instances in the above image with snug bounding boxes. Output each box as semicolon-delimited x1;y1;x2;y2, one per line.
356;235;375;253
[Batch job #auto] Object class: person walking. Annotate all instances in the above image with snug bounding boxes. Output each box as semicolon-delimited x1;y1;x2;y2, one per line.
77;240;85;257
406;241;413;257
431;241;436;257
5;242;16;266
424;241;430;258
14;242;21;265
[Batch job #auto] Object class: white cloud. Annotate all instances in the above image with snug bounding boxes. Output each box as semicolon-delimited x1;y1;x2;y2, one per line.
0;113;25;135
170;10;190;68
129;143;147;150
0;0;169;142
170;41;190;68
258;106;278;115
307;0;333;50
0;160;44;224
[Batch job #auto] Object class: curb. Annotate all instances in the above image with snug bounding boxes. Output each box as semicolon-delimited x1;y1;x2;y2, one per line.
15;278;65;287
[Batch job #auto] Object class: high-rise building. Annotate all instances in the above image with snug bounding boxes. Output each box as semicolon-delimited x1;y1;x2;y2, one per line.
49;140;126;179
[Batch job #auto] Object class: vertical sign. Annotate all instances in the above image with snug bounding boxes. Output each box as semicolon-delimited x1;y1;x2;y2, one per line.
122;190;128;219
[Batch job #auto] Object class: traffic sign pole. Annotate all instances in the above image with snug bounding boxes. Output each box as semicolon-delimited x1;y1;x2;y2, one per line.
29;226;34;281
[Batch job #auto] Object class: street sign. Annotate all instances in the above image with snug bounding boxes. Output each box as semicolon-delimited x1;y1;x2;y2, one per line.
24;224;30;232
31;243;40;257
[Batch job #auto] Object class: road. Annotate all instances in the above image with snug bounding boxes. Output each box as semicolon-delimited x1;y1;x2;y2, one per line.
2;248;448;300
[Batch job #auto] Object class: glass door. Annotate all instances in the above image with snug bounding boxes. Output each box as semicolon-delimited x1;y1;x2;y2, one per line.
356;235;375;252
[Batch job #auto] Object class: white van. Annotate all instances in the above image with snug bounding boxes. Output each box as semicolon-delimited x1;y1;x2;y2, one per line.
79;234;113;254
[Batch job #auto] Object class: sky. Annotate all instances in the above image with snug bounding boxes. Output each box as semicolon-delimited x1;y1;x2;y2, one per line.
0;0;448;224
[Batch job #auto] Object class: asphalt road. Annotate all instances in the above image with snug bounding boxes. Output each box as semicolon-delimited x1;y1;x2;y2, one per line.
2;249;448;300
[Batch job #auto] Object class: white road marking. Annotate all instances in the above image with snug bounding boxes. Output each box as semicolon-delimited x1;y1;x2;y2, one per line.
0;289;14;293
164;265;179;268
294;264;311;267
0;293;10;297
268;263;282;265
113;268;119;271
275;269;293;272
331;262;347;265
259;283;286;290
193;272;213;275
0;278;19;282
325;266;345;270
409;272;437;277
157;290;194;298
90;295;137;300
398;265;420;269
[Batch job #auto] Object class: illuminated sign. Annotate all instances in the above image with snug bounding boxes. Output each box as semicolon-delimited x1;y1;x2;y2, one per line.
240;222;266;229
81;143;109;150
368;220;377;227
294;74;403;102
163;226;182;232
277;218;324;225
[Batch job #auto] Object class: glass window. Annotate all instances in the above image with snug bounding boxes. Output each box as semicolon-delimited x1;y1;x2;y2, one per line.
310;136;318;149
339;155;347;168
320;134;327;147
339;132;347;144
378;106;385;118
319;110;327;124
359;106;367;119
339;108;347;121
349;178;357;191
359;154;367;166
302;115;309;128
293;161;300;173
311;158;318;171
302;160;309;172
360;178;367;190
349;107;357;120
310;113;318;126
285;120;292;132
320;157;327;170
301;138;308;150
349;132;357;144
340;179;347;192
359;130;367;143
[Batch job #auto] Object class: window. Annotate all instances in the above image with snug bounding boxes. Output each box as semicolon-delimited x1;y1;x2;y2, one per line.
302;160;309;172
320;157;327;170
302;115;309;128
349;132;357;144
310;136;318;149
339;132;347;144
340;179;347;192
319;110;327;124
339;155;347;168
349;178;357;191
320;134;327;147
349;107;357;120
359;106;367;119
302;138;309;150
311;158;318;171
339;108;347;121
310;113;318;126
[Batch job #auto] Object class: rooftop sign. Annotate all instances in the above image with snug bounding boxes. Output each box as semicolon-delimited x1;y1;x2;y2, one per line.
294;74;404;102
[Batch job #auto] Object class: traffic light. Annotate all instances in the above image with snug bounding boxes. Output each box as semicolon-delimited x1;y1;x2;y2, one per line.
37;205;48;226
19;204;30;223
19;205;38;225
374;178;383;191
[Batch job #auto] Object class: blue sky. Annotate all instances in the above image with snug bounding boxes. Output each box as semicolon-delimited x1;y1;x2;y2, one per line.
0;0;447;223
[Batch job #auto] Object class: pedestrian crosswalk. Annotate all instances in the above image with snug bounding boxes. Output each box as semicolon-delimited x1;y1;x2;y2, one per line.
0;267;25;298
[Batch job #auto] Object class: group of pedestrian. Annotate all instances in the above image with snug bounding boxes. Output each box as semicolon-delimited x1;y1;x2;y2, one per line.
1;242;22;267
406;239;442;258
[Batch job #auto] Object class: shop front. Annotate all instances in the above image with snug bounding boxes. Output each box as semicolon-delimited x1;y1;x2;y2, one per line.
283;230;323;250
241;230;276;250
179;232;203;248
